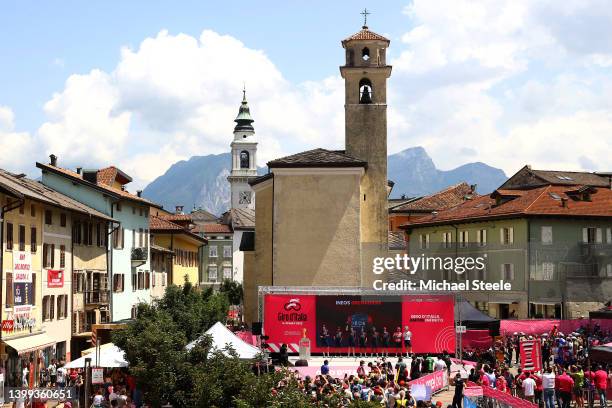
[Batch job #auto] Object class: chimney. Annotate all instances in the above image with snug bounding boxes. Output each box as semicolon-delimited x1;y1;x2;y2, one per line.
470;184;477;193
120;185;125;191
137;190;142;197
561;198;568;208
49;154;57;166
175;205;184;214
76;167;82;175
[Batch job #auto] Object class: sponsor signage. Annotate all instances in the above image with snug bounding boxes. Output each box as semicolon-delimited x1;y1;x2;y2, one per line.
1;320;14;332
263;294;455;353
13;283;33;306
456;325;467;333
520;339;542;372
47;270;64;288
91;368;104;384
13;252;32;283
408;369;448;394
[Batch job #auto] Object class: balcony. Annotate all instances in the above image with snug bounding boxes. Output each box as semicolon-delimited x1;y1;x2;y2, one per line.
131;247;148;267
85;290;110;305
580;243;612;258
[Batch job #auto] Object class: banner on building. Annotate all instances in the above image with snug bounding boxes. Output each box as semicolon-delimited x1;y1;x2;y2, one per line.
13;283;33;306
47;270;64;288
263;294;455;353
13;251;32;283
520;339;542;372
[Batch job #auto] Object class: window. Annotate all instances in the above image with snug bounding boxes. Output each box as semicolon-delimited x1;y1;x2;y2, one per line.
19;203;24;215
116;202;122;212
145;272;150;289
30;227;37;253
583;227;601;244
607;228;612;244
442;232;452;248
162;273;167;287
240;151;250;169
145;229;149;248
73;271;85;293
223;245;232;258
72;221;81;245
419;234;429;250
131;273;137;292
477;229;487;246
113;228;124;249
359;78;373;104
500;227;513;245
131;305;138;319
532;262;555;281
6;272;13;307
139;207;143;217
132;230;136;248
501;264;514;281
607;264;612;278
96;223;101;247
87;223;93;245
208;266;218;282
473;267;486;281
30;204;35;217
113;274;124;292
6;222;13;250
45;210;52;225
541;226;553;245
18;225;25;251
223;267;232;280
60;245;66;268
209;246;218;258
57;295;68;319
60;213;66;227
459;231;469;248
361;47;370;60
43;295;55;321
138;228;143;247
43;243;55;268
138;272;144;290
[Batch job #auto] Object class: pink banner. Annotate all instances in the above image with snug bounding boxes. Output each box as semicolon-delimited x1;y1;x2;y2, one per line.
500;319;612;336
461;329;493;349
481;384;538;408
408;369;448;393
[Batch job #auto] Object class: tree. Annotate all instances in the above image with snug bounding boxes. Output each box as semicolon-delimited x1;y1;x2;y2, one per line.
219;279;243;306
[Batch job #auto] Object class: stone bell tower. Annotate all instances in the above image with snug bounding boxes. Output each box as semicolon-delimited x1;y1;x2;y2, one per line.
340;14;392;285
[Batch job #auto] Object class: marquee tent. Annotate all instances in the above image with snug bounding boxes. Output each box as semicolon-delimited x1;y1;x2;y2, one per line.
455;301;500;336
186;321;261;359
65;344;128;368
590;342;612;363
589;303;612;319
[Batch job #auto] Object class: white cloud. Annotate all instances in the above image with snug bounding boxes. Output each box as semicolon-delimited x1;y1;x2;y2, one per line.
0;106;34;172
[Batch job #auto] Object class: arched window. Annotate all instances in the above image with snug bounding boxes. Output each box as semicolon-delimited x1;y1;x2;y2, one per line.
362;47;370;61
240;151;250;169
359;78;373;104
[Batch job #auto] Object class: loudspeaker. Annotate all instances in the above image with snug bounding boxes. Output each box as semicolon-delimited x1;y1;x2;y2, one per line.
252;322;263;336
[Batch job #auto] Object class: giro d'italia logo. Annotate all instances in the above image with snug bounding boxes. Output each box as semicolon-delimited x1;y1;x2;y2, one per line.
284;298;302;311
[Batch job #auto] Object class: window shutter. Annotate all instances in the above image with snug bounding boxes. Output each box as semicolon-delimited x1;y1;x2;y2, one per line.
596;228;603;243
509;228;514;244
43;244;48;268
483;229;487;244
510;264;514;280
51;244;55;268
607;228;612;244
500;228;504;243
121;228;125;249
583;228;588;243
50;295;55;320
426;234;430;248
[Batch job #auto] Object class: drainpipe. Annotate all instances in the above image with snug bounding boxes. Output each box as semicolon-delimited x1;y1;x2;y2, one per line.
107;204;120;322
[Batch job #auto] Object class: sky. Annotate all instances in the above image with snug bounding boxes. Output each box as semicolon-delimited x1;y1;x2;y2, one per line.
1;0;612;190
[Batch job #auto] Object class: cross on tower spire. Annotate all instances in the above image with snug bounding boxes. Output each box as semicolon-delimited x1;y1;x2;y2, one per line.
361;8;371;28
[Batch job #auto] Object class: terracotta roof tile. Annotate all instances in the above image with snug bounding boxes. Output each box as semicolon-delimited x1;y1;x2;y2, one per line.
401;185;612;229
149;215;183;231
193;223;233;234
267;148;367;168
37;163;161;208
96;167;117;186
392;183;475;213
342;27;390;44
159;213;192;222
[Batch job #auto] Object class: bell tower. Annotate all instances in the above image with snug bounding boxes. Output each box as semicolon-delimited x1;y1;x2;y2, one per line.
340;13;391;285
228;87;258;210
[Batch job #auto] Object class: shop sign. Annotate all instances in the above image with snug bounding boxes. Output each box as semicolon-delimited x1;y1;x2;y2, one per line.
13;282;34;306
47;270;64;288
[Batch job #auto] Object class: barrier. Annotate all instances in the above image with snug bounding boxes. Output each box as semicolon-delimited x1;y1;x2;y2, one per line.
408;370;449;394
500;318;612;336
465;382;538;408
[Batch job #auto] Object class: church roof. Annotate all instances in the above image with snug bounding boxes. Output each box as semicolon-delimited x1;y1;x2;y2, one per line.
234;88;254;133
342;26;390;45
230;208;255;230
267;148;367;168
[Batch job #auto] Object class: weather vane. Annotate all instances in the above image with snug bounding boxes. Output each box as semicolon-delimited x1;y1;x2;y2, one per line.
361;8;371;27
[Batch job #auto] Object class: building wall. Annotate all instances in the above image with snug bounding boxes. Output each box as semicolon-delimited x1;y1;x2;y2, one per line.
155;234;200;286
201;234;233;284
41;205;72;360
272;170;362;286
111;201;151;321
232;230;245;283
247;181;274;325
1;196;44;338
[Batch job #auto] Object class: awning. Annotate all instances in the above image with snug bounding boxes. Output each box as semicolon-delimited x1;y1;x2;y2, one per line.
531;301;559;305
81;342;115;356
4;333;55;354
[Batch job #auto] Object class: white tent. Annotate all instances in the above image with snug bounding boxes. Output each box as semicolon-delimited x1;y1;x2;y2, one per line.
65;344;128;368
186;322;261;359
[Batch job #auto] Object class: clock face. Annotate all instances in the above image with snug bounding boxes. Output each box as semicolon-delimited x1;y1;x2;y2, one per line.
239;191;252;204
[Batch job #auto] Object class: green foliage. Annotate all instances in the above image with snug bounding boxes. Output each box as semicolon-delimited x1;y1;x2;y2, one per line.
219;279;243;305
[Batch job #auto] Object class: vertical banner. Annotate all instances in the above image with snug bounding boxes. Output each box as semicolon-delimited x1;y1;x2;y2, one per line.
47;270;64;288
402;294;456;353
13;251;32;283
520;339;542;372
263;294;316;353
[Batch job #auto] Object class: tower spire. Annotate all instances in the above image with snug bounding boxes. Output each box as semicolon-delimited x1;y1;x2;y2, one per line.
361;8;371;29
234;86;254;132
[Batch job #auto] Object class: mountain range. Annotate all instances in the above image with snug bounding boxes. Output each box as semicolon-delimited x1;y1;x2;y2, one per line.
142;147;507;216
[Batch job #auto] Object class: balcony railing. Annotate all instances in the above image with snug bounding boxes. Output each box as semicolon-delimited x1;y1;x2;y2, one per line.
85;290;110;304
580;243;612;258
131;247;148;265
